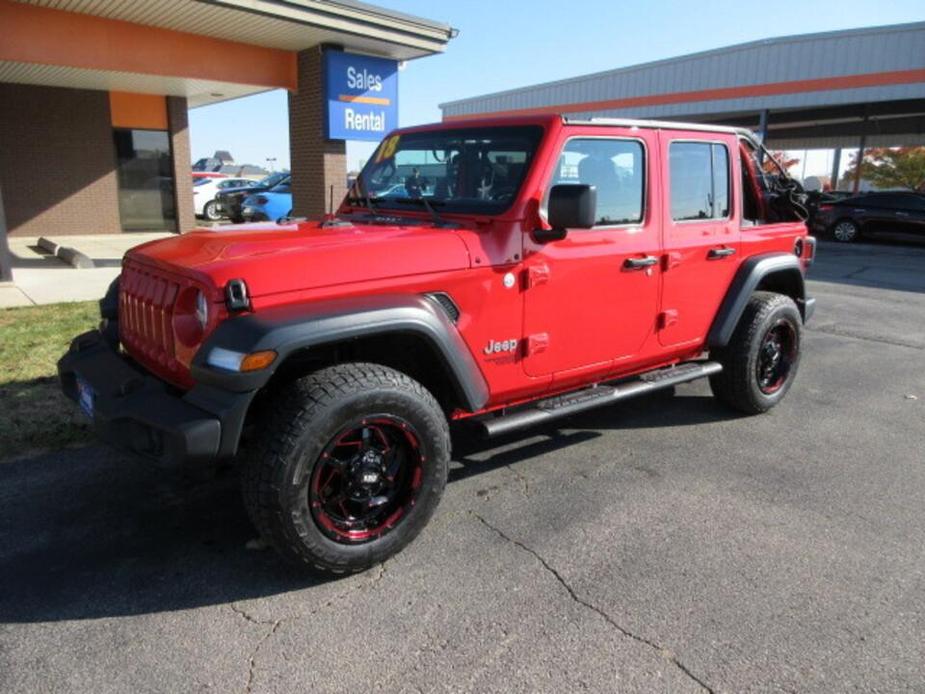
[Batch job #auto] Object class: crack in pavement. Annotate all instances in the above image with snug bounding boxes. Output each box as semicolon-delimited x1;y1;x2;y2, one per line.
229;604;282;694
227;562;389;693
470;511;715;694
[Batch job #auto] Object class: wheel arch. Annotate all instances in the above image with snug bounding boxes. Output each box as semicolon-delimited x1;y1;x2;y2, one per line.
191;293;490;414
708;253;806;348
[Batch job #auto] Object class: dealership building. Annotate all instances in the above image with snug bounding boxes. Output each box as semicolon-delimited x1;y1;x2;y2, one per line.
442;21;925;180
0;0;454;282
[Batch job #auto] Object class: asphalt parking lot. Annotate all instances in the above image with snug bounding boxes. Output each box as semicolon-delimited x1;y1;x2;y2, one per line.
2;240;924;693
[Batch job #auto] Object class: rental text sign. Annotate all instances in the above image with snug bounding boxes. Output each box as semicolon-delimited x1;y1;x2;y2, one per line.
325;51;398;142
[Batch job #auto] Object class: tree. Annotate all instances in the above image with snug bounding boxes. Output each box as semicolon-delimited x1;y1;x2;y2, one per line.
762;150;800;174
842;147;925;191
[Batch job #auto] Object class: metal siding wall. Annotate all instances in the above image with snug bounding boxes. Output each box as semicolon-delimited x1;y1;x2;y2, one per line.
441;23;925;118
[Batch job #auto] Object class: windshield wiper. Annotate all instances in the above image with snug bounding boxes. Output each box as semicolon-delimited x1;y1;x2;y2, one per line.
347;174;381;214
389;197;453;227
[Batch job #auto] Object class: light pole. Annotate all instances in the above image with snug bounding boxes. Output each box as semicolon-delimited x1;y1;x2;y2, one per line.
265;157;277;173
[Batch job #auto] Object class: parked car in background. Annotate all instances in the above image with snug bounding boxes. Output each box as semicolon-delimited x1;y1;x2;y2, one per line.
811;191;925;242
240;180;292;222
216;172;290;223
193;177;260;220
192;172;228;181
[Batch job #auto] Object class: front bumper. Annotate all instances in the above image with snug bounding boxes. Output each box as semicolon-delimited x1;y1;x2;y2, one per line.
58;330;254;467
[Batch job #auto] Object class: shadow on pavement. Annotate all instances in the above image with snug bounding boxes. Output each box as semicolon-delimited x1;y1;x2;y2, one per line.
811;239;925;294
0;390;739;624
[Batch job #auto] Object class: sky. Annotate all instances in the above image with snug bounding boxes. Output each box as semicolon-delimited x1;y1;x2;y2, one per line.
188;0;925;177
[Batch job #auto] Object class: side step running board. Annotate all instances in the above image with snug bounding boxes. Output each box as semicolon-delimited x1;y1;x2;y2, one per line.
479;361;722;437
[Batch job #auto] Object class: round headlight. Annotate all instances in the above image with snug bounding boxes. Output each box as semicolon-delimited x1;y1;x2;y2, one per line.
195;290;209;329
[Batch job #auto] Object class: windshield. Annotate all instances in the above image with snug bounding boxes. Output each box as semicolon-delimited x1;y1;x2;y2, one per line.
354;126;543;214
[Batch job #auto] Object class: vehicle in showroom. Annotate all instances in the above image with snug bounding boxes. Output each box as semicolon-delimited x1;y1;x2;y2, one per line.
811;191;925;242
59;115;815;575
193;177;260;221
216;172;290;223
240;180;292;222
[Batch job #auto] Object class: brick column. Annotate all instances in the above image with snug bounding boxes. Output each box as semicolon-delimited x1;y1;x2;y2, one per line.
289;46;347;219
167;96;195;233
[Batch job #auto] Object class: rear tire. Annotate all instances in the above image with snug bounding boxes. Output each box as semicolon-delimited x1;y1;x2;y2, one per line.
242;363;450;575
203;200;222;221
710;291;802;414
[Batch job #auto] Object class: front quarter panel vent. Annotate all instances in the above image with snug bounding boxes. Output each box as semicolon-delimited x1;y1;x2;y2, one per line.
426;292;460;323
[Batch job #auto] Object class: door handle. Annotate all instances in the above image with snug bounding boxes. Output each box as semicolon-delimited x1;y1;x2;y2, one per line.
623;256;658;270
707;247;736;259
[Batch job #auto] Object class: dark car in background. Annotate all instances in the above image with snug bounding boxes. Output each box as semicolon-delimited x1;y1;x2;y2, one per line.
811;191;925;243
216;172;290;222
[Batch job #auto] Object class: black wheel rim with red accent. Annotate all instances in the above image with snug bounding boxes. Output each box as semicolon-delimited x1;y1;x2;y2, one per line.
309;416;425;544
756;320;798;395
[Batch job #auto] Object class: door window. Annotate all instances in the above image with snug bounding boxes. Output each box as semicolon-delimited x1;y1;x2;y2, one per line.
670;142;730;221
549;138;645;226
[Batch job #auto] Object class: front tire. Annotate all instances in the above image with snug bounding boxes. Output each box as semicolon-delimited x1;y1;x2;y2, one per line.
831;218;860;242
242;363;450;575
710;292;802;414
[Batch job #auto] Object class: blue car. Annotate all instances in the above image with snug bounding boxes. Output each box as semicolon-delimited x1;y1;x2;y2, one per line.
241;181;292;222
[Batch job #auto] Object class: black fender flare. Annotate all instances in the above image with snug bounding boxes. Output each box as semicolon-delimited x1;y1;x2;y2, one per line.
707;253;807;348
190;294;490;412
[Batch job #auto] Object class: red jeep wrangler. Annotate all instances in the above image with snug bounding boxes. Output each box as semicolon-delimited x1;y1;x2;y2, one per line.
60;115;815;574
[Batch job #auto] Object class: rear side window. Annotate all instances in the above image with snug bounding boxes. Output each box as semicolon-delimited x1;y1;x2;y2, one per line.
550;138;645;226
670;142;730;221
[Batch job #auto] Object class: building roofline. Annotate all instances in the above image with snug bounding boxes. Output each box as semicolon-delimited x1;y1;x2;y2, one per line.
320;0;453;34
439;20;925;109
199;0;456;49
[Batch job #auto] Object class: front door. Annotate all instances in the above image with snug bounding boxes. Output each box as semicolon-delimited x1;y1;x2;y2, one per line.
658;134;741;347
523;132;661;378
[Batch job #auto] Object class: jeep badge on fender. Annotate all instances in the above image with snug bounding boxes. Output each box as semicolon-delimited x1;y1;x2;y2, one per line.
58;114;815;575
484;339;519;355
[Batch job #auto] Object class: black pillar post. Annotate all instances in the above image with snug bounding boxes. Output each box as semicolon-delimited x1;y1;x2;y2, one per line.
0;185;13;283
830;148;842;191
757;109;769;164
852;109;870;194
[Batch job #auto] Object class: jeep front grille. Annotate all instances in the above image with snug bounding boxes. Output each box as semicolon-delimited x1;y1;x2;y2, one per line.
119;260;179;370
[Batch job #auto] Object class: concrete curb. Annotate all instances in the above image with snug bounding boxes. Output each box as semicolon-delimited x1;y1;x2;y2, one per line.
37;237;95;269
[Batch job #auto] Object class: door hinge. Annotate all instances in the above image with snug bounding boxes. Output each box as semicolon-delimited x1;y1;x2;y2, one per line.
525;264;550;288
526;333;550;355
658;309;679;330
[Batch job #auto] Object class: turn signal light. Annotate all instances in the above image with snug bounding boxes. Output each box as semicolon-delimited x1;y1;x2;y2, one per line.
240;350;277;372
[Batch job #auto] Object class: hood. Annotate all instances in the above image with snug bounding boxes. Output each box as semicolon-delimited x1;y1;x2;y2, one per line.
126;219;472;298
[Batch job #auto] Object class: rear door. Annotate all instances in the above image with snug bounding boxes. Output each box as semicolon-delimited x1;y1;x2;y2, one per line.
658;133;740;347
522;128;661;378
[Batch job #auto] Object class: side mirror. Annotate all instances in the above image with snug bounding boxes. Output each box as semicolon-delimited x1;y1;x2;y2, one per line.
534;184;597;243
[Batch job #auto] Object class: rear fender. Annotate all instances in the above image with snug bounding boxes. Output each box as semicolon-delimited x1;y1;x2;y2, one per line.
708;253;806;348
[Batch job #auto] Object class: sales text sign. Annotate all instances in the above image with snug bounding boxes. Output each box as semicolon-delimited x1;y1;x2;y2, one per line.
325;51;398;141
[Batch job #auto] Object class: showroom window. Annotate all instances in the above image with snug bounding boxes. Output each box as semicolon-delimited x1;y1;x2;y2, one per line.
113;128;176;232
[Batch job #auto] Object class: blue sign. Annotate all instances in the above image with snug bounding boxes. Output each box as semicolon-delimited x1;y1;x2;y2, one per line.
325;51;398;142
